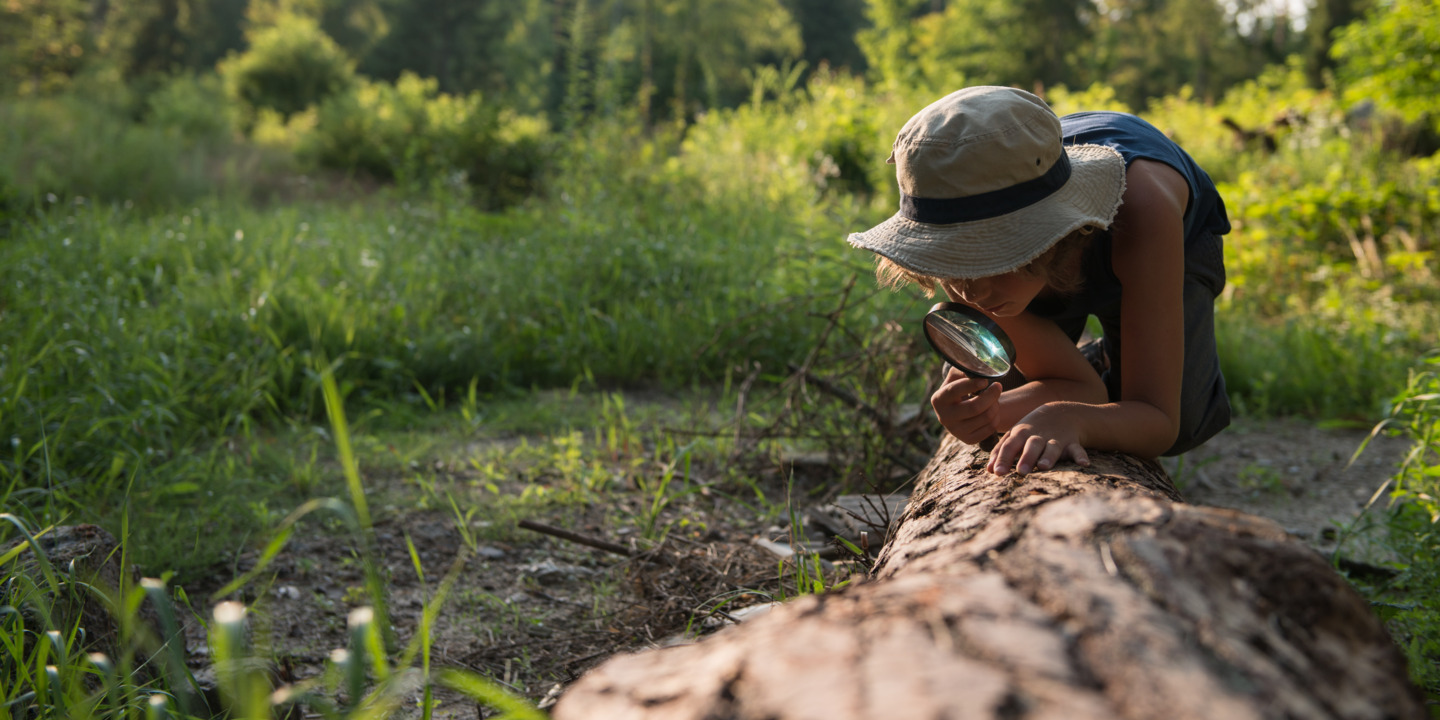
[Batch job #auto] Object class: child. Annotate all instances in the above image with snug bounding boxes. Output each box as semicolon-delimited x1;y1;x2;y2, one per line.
849;86;1231;476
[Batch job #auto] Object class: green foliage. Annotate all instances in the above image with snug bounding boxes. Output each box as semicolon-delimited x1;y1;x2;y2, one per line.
0;147;883;567
856;0;1094;93
783;0;869;74
1355;357;1440;698
858;0;1302;107
145;72;239;145
0;96;205;214
304;73;551;207
1045;82;1134;117
0;383;546;720
1093;0;1298;107
0;0;155;96
1216;313;1424;418
0;0;92;95
358;0;523;96
1332;0;1440;130
220;14;356;120
1165;63;1440;417
548;0;805;125
676;67;907;201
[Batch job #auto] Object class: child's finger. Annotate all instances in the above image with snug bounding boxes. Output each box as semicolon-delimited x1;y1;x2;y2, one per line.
1032;438;1066;472
1013;435;1052;475
987;431;1024;474
935;375;991;402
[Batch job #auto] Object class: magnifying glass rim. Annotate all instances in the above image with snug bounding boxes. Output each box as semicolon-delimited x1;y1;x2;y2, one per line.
923;301;1018;380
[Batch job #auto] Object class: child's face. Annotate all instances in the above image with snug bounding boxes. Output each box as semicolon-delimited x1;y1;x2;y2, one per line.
942;270;1048;318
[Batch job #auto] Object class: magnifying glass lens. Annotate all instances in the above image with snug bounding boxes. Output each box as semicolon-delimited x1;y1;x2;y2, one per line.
922;303;1017;380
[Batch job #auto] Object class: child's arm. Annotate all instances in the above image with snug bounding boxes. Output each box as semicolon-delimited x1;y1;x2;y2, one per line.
988;159;1189;474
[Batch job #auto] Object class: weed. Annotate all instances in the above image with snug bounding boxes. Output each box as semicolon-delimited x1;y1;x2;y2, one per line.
1345;354;1440;700
1163;453;1221;493
1237;462;1289;495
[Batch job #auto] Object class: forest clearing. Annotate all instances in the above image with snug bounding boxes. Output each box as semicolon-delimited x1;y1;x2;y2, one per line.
3;0;1440;717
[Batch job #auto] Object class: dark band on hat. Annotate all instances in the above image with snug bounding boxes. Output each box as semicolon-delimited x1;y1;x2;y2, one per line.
900;153;1072;224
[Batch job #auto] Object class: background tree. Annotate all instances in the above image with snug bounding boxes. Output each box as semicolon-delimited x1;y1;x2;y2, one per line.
360;0;518;96
859;0;1158;100
1302;0;1374;86
550;0;802;124
1332;0;1440;131
782;0;869;74
0;0;158;95
126;0;248;78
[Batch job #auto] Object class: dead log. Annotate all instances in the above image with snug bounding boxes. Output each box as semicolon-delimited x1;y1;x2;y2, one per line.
552;435;1426;720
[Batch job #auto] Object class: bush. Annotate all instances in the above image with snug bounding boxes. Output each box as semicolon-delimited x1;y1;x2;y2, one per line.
0;95;198;212
304;73;550;208
672;68;921;207
146;72;239;144
1353;356;1440;698
220;14;355;121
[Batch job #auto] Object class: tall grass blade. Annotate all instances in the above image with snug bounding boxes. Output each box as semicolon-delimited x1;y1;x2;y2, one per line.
435;668;548;720
142;577;203;716
321;369;396;650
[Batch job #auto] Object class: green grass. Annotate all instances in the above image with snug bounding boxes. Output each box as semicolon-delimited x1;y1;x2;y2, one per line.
0;182;899;573
1338;357;1440;704
1216;311;1431;419
0;374;547;720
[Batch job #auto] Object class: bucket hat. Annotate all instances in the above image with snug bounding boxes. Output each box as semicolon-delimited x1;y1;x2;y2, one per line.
849;86;1126;279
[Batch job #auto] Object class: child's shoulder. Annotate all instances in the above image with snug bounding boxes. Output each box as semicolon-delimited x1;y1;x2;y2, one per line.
1061;111;1186;164
1061;111;1163;138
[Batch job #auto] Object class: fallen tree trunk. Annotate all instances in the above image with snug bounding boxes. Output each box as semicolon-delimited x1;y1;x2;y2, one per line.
553;435;1426;720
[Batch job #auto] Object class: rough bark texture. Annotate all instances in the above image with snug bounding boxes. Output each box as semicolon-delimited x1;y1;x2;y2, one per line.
553;436;1427;720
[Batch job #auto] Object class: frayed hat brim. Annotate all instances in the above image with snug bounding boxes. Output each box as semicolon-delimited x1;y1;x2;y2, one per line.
849;144;1125;279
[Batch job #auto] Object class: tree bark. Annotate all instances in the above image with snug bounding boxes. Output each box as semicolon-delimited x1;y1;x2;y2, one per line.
553;435;1427;720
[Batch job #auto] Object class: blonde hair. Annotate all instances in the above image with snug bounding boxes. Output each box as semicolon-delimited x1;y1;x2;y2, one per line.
875;225;1099;298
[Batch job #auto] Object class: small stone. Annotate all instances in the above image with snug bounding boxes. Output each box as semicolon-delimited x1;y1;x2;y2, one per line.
522;560;594;586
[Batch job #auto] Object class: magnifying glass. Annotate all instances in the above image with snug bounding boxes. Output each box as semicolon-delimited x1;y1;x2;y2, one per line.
922;302;1017;453
922;302;1017;380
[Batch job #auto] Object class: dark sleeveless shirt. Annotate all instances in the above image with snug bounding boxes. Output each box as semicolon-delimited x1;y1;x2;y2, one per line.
1025;111;1232;454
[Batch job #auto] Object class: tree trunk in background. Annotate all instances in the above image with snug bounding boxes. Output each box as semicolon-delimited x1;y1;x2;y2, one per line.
553;435;1427;720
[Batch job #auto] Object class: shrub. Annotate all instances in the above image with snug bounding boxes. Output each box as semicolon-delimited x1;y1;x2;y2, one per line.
220;14;355;121
1357;356;1440;697
146;72;239;144
0;95;197;212
303;73;550;208
673;68;919;207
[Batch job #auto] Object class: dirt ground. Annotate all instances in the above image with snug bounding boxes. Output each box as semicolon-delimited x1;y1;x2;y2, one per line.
1162;416;1411;565
174;414;1412;718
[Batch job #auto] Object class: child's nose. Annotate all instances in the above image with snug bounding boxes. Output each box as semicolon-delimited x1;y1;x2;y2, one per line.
959;281;990;305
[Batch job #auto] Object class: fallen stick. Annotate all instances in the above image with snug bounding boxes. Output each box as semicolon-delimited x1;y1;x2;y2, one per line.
516;519;633;558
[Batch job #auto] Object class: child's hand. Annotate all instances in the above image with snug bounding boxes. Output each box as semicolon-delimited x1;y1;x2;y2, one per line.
931;370;1002;444
987;404;1090;476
